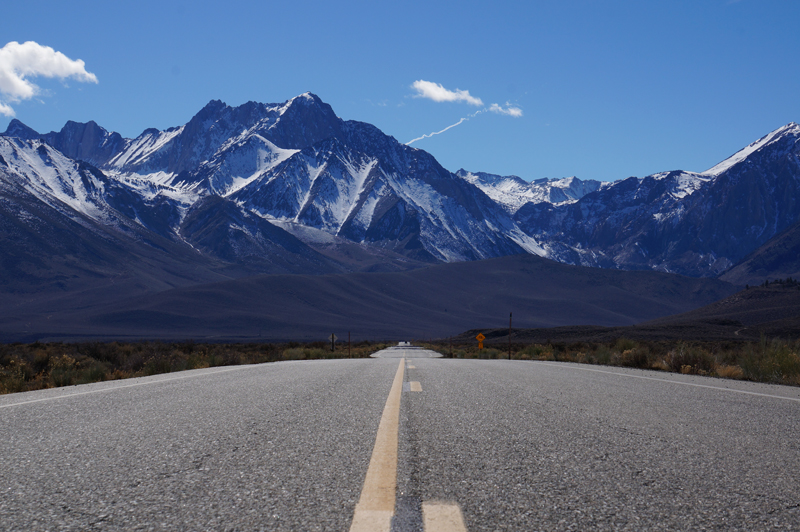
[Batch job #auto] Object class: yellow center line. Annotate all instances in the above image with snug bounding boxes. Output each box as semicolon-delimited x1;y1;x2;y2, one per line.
423;502;468;532
350;358;405;532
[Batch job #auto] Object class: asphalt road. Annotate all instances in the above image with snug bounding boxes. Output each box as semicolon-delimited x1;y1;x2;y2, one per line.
1;347;799;530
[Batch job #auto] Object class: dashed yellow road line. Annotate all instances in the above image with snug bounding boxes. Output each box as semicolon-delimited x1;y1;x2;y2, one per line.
409;381;422;392
423;502;468;531
350;358;405;532
407;365;416;369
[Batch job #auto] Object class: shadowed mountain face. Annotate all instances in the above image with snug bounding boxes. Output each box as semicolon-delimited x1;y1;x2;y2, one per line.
0;254;737;343
720;219;800;286
456;282;800;345
645;282;800;329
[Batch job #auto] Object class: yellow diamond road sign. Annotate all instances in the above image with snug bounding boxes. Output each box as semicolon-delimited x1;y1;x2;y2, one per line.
476;332;486;349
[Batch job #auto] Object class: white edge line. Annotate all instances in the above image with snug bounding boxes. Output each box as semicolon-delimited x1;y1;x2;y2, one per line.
0;365;255;410
534;361;800;403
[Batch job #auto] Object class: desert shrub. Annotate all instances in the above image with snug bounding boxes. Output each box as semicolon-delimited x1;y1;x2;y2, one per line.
550;343;564;361
0;359;27;393
715;364;745;379
186;354;210;370
208;346;239;368
142;356;172;376
620;347;650;368
615;338;637;352
590;345;613;365
282;348;306;360
281;347;334;360
516;344;551;360
740;337;800;383
769;341;800;383
32;349;51;374
478;348;500;359
123;351;146;373
77;360;109;385
667;343;714;374
49;354;79;387
306;348;329;359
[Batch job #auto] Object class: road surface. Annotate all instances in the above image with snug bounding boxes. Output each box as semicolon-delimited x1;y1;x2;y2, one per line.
1;346;798;530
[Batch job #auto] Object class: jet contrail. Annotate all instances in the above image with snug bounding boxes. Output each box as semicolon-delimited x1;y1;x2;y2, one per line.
406;117;468;145
406;109;485;146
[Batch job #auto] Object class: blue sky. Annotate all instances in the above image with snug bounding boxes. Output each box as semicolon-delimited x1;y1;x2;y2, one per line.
1;0;798;182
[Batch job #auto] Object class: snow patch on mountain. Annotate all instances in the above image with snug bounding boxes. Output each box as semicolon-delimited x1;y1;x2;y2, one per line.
0;137;105;220
456;169;607;213
338;156;378;233
206;135;299;196
702;122;800;176
107;126;184;171
650;170;711;199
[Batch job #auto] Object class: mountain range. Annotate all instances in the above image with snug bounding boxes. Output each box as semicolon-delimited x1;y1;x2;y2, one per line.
1;92;799;340
514;123;800;278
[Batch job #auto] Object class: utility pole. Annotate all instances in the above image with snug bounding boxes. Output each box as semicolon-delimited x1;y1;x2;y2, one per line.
509;312;512;360
348;331;351;358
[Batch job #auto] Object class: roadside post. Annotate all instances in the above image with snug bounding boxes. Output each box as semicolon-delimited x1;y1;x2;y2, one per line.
509;312;512;360
329;333;337;352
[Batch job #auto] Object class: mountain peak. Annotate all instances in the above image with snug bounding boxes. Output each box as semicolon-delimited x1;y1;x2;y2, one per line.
267;92;342;149
702;121;800;177
285;92;325;106
187;99;229;126
201;99;227;112
2;119;40;139
59;119;109;137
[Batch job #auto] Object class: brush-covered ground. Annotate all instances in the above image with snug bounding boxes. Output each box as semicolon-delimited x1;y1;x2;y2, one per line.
0;340;387;395
422;335;800;386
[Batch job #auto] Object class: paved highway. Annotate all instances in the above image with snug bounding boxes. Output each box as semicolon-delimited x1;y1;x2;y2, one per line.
1;346;798;530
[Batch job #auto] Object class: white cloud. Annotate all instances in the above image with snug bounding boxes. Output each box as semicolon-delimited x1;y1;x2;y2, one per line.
0;41;98;117
406;83;523;145
489;102;523;117
411;80;483;106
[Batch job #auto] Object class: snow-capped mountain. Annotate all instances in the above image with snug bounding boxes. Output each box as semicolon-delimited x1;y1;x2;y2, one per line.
2;92;799;285
514;122;800;277
455;169;607;213
1;93;542;275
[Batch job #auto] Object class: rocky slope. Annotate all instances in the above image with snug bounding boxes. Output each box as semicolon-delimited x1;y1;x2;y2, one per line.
513;123;800;277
